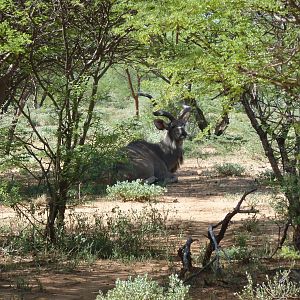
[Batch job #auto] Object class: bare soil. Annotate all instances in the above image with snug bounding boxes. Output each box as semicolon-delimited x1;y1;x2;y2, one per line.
0;155;297;300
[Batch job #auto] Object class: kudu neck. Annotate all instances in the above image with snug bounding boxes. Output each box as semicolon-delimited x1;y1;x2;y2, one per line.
160;132;183;152
159;133;183;155
159;132;183;173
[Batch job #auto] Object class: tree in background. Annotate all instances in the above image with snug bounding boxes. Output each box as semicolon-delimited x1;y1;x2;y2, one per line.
0;0;134;242
1;0;299;249
0;0;32;112
123;0;300;249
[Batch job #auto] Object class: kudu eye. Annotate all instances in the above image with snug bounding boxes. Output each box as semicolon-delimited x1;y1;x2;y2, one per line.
172;126;187;140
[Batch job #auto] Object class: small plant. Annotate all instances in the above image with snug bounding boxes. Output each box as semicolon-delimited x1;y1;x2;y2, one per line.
104;205;170;259
106;180;167;202
257;169;277;185
1;204;172;262
96;274;190;300
280;246;300;260
236;270;300;300
0;181;22;206
223;245;253;262
269;193;289;216
15;276;32;292
241;216;260;233
215;163;245;177
235;232;249;248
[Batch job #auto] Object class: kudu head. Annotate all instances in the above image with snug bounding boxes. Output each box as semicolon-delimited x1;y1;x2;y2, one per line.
152;105;191;143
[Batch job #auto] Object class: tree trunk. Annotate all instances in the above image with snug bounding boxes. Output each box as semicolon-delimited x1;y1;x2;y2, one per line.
241;90;283;180
57;180;68;228
45;179;69;243
0;74;10;111
214;113;230;136
202;243;214;266
287;190;300;251
293;224;300;251
125;68;140;118
6;88;31;154
45;200;59;243
241;86;300;250
184;97;209;132
202;189;257;266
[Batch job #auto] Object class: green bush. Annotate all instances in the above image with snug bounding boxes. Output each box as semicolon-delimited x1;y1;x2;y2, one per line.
215;163;245;177
4;225;46;254
1;204;171;261
236;270;300;300
106;180;167;202
257;169;277;185
0;181;22;206
77;119;144;195
96;274;190;300
101;205;170;258
223;246;253;262
279;246;300;260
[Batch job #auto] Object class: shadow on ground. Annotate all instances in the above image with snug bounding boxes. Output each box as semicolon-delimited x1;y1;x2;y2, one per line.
0;158;277;300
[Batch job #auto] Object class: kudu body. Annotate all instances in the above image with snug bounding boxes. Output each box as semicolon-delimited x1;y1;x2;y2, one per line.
117;106;191;184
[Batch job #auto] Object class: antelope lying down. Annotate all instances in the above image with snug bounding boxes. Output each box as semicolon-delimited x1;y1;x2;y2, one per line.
117;105;191;184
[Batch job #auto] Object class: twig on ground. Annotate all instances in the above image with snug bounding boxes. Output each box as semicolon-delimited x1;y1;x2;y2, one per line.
183;256;217;284
178;237;198;279
202;188;258;266
270;219;291;258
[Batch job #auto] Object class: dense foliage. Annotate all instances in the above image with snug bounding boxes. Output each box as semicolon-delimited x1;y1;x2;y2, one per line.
106;179;167;202
1;1;300;299
1;0;136;241
236;270;300;300
120;0;300;249
96;274;190;300
1;0;299;248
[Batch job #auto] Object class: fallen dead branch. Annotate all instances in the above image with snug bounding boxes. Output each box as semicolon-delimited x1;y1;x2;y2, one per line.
202;188;258;266
178;237;198;279
183;256;217;284
270;219;291;258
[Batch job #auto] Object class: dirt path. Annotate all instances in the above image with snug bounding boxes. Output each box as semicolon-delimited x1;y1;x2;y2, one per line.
0;156;276;300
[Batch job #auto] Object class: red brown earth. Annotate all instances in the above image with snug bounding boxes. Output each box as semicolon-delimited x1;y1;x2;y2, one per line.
0;156;294;300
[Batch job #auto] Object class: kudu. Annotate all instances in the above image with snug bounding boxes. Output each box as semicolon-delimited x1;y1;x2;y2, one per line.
117;105;191;184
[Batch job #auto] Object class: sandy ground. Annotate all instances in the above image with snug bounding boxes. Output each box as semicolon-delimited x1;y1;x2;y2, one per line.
0;156;280;300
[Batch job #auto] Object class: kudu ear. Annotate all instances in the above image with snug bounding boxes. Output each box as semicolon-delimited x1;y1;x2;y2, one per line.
154;119;169;130
178;105;191;123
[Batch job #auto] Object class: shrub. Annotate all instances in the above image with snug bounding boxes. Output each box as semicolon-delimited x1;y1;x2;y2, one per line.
0;181;22;206
96;274;190;300
241;216;260;233
215;163;245;177
77;119;144;195
257;169;277;185
236;270;300;300
280;246;300;260
106;180;167;202
103;205;170;258
223;246;253;262
1;204;172;261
